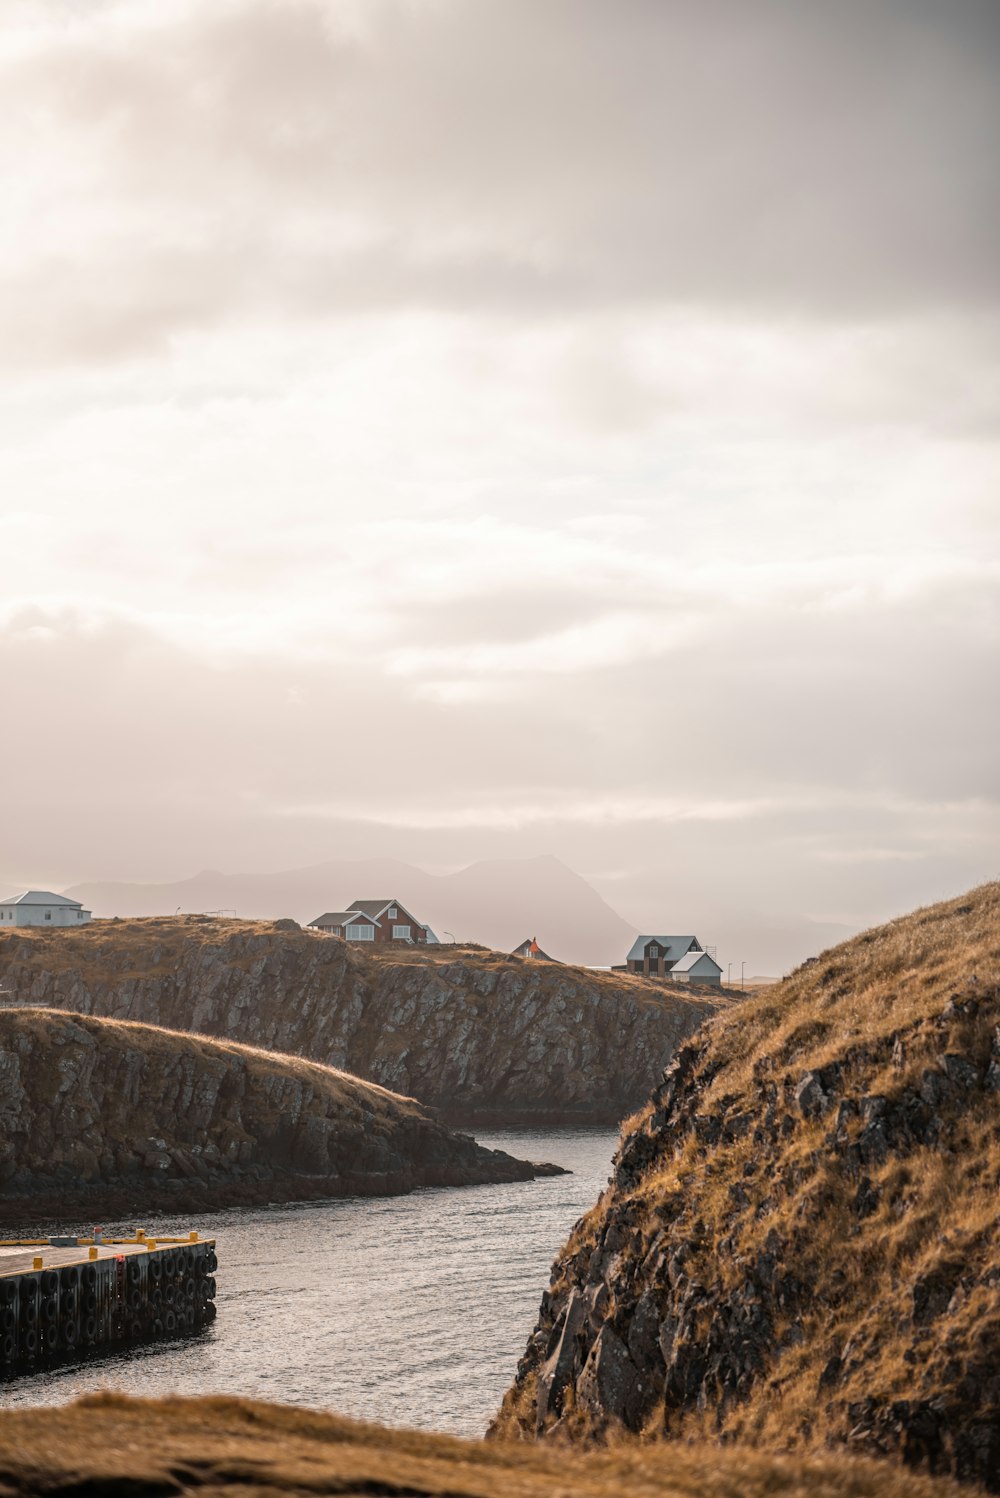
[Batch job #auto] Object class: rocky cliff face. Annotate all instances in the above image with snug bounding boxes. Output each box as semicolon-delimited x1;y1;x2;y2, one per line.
0;919;726;1124
494;882;1000;1492
0;1008;557;1224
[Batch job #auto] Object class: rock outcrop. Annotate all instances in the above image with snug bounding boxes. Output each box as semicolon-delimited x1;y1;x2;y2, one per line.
494;882;1000;1492
0;919;729;1124
0;1008;559;1223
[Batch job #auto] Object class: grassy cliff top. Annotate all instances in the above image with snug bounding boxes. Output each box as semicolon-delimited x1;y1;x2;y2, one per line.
0;913;731;1008
0;1392;981;1498
695;878;1000;1098
1;1002;422;1117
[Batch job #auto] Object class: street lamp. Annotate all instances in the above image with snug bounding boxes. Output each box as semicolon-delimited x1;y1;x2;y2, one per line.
444;931;455;945
740;960;746;993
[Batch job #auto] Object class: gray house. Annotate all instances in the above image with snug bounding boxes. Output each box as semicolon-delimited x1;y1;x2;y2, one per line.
0;891;92;928
620;934;722;985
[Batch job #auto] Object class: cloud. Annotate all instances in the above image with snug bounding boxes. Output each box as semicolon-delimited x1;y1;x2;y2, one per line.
1;0;999;365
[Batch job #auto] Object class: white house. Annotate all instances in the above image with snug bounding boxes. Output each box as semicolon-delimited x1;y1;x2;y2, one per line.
0;891;92;928
619;934;723;986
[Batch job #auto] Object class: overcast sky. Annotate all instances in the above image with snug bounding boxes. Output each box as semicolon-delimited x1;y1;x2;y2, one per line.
2;0;998;971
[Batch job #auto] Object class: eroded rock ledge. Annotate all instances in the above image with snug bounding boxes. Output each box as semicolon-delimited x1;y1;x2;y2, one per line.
0;1008;561;1224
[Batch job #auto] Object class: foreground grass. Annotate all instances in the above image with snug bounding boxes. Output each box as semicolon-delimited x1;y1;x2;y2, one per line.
0;1393;983;1497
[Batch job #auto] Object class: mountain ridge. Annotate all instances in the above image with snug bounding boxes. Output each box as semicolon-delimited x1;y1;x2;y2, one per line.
66;854;636;967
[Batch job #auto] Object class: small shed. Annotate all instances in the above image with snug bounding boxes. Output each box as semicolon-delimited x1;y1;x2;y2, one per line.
511;937;559;962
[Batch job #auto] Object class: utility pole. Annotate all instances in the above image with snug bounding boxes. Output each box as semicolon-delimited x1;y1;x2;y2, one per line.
740;960;746;993
727;961;732;986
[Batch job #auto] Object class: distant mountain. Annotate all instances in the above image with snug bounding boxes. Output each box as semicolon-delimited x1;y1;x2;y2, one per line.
67;854;637;967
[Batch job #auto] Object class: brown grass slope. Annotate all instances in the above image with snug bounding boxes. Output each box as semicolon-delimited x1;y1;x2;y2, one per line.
0;1392;983;1498
0;917;730;1124
494;882;1000;1490
0;1007;553;1224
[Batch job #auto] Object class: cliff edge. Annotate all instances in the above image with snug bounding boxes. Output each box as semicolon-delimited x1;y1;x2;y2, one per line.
493;882;1000;1491
0;1007;557;1223
0;919;730;1124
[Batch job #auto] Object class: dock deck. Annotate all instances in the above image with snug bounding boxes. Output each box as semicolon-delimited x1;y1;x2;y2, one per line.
0;1233;217;1373
0;1242;155;1276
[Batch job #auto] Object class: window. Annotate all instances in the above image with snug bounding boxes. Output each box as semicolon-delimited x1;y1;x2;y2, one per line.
332;925;342;936
388;906;398;919
649;945;658;957
45;911;51;921
346;922;375;941
392;925;411;940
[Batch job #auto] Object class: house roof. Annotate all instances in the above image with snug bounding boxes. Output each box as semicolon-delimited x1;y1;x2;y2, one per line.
670;949;722;973
0;890;83;908
626;934;700;963
309;911;370;928
512;937;558;962
348;899;422;926
309;899;425;930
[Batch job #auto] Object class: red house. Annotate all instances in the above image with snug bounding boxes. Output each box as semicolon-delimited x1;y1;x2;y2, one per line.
308;899;433;946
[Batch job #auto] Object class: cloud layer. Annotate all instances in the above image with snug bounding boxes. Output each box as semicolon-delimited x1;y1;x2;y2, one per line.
1;0;998;969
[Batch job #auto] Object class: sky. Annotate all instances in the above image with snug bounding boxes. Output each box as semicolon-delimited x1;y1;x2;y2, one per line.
1;0;998;972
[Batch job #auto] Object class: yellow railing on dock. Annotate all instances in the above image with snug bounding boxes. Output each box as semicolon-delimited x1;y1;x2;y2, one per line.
0;1231;203;1248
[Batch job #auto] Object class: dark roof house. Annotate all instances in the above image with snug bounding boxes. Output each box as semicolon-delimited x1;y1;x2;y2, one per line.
308;899;432;946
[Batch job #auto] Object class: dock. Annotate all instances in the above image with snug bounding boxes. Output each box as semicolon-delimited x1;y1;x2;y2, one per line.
0;1233;217;1372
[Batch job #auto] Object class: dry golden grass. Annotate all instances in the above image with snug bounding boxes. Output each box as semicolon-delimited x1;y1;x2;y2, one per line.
701;881;1000;1097
0;1392;982;1497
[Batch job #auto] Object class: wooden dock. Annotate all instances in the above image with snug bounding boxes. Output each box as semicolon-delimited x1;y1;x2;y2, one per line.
0;1233;217;1372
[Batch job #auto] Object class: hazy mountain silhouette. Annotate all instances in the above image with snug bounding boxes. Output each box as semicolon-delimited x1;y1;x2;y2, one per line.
68;855;637;967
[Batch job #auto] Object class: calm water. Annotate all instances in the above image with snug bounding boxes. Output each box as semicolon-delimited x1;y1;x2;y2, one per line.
0;1129;616;1435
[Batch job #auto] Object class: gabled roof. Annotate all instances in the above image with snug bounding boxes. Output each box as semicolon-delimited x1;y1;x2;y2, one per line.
0;890;83;908
309;911;373;929
670;949;722;973
626;934;700;963
512;937;558;962
348;898;422;926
